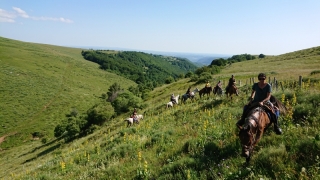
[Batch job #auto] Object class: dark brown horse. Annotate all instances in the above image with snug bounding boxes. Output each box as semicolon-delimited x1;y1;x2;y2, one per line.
213;86;223;96
238;96;287;163
199;87;212;98
226;85;238;99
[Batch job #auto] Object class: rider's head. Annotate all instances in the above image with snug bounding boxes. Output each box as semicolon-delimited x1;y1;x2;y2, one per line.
218;80;221;82
231;74;234;78
258;73;266;79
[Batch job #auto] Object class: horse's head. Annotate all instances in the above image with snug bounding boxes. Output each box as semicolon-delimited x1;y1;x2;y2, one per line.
193;88;199;93
238;125;254;158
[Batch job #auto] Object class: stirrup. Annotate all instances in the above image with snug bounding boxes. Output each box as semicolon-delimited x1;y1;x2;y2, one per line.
274;127;282;135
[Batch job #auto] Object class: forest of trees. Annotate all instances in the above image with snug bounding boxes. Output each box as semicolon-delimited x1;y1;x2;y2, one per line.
210;53;260;66
81;50;197;90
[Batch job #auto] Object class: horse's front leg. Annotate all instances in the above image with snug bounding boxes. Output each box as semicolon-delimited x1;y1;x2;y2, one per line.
253;129;264;147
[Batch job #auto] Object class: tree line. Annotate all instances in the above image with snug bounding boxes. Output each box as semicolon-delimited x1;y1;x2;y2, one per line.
81;50;197;90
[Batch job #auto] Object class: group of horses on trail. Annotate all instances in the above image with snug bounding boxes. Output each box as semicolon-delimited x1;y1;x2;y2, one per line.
166;84;239;108
198;85;238;99
124;80;287;164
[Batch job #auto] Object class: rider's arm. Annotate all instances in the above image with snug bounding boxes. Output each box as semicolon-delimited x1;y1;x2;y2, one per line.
250;90;255;103
261;92;271;104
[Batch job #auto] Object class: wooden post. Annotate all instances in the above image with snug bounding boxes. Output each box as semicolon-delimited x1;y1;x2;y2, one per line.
252;77;255;84
299;76;303;87
268;77;271;83
280;81;284;92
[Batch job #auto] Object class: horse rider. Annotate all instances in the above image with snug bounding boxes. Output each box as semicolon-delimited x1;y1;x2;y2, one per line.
170;94;177;104
215;80;222;92
205;81;211;88
131;108;138;123
204;80;211;93
236;73;282;135
226;74;236;92
185;87;192;97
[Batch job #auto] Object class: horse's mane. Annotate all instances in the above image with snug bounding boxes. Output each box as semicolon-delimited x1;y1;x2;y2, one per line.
270;95;287;115
242;106;261;130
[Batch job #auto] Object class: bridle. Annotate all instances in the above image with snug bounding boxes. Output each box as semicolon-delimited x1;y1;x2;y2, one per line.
241;107;263;153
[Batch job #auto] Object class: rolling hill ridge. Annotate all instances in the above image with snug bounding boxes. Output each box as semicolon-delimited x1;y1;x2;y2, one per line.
0;37;320;179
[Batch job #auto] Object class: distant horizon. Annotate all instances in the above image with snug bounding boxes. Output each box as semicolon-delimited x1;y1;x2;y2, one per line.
1;1;319;55
72;45;232;56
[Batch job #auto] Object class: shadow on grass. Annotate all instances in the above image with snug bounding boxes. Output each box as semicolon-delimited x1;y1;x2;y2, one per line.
19;136;64;158
201;99;224;110
22;143;61;164
156;139;244;179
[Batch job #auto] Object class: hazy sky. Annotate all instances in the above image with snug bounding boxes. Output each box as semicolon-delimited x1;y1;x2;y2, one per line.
1;0;320;55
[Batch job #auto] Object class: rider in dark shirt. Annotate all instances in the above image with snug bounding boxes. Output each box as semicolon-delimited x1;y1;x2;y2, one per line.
236;73;282;135
186;87;191;97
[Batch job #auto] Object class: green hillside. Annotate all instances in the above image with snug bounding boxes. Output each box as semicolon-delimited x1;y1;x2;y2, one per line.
1;38;320;179
81;50;198;88
0;37;136;146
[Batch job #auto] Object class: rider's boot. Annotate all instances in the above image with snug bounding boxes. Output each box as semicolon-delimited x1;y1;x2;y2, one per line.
273;115;282;135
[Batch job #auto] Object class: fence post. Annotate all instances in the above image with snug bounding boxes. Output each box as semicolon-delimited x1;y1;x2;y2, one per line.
280;81;284;92
299;76;303;87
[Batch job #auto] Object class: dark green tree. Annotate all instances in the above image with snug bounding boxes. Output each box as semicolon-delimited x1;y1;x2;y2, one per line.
259;54;266;58
107;82;122;102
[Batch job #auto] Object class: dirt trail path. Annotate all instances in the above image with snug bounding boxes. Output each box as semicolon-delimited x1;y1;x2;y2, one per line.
0;132;17;145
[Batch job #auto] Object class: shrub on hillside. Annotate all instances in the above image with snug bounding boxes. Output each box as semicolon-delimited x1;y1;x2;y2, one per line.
54;123;67;137
196;72;212;84
86;102;114;126
112;92;143;115
165;76;175;84
185;71;193;78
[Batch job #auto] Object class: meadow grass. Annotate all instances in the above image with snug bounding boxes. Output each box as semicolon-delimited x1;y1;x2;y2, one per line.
1;38;320;179
0;37;135;147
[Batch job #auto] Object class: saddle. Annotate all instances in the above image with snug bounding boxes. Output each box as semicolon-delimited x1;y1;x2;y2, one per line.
244;102;277;123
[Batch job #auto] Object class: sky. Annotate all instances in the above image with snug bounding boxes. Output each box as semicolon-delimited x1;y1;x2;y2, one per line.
1;0;320;55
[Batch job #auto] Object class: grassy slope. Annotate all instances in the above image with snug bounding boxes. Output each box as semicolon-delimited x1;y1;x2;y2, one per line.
1;39;320;179
0;37;136;146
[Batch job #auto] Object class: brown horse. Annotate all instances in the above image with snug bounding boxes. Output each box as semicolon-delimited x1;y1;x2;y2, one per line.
226;85;238;99
199;87;212;98
213;86;223;96
238;96;287;163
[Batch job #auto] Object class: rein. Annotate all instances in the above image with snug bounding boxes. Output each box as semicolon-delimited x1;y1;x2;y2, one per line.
244;107;264;149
